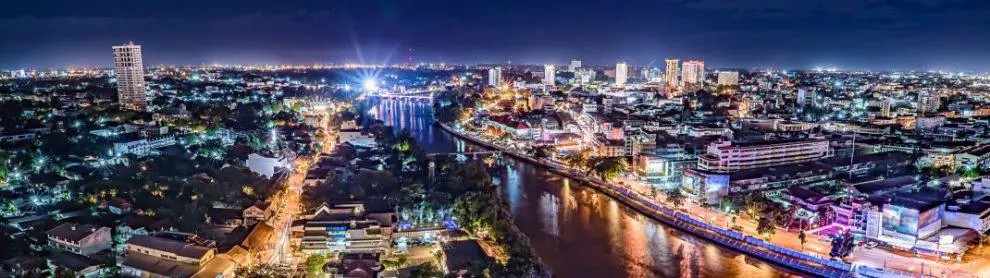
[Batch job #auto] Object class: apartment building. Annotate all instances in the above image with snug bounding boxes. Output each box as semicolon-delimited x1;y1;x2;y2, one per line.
46;223;112;255
697;138;833;172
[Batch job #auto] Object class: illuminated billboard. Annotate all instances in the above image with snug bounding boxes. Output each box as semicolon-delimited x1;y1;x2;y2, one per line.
917;205;944;238
881;205;920;242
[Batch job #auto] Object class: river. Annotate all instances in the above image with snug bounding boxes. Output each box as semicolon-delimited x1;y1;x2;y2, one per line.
365;98;802;278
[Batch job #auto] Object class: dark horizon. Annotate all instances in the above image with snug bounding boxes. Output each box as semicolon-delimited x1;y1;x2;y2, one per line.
3;0;990;71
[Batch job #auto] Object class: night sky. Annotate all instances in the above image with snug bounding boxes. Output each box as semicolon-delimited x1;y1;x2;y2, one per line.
3;0;990;70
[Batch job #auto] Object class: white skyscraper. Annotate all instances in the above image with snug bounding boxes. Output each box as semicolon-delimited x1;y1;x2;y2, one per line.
681;60;705;86
615;62;628;86
113;42;146;110
797;89;817;107
544;64;556;86
488;67;502;87
717;71;739;86
881;97;892;117
918;90;941;113
665;59;680;89
569;59;582;72
577;69;596;84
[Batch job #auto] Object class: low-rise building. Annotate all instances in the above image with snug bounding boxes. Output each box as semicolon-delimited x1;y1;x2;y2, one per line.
46;223;112;256
113;136;177;156
124;235;216;266
242;202;272;225
438;240;491;276
955;144;990;171
46;252;103;278
593;134;626;157
697;138;833;172
120;235;216;278
683;162;835;203
296;203;392;255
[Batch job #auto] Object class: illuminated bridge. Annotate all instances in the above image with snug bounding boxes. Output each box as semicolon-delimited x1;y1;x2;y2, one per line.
364;89;438;100
426;151;500;157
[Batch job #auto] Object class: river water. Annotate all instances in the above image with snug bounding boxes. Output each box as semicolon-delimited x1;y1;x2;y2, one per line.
366;99;801;278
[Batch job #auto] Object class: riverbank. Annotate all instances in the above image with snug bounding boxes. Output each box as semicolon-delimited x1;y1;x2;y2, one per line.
435;121;855;278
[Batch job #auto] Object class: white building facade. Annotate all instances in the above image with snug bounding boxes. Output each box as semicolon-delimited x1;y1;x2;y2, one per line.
487;67;502;87
615;62;628;86
543;64;556;86
717;71;739;86
113;42;146;110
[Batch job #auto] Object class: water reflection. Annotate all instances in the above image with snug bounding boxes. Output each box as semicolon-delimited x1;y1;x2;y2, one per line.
365;98;801;278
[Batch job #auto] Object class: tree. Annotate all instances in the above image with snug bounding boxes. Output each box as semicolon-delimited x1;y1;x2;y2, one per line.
453;191;498;235
52;267;75;278
591;157;627;182
561;151;590;170
665;187;685;207
757;214;776;240
527;145;556;160
235;263;291;278
380;255;408;271
305;254;327;275
408;262;444;278
963;167;982;178
798;229;807;251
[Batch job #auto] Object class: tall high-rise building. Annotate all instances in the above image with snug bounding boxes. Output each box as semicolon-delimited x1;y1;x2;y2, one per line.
113;42;146;110
717;71;739;86
577;69;596;84
488;67;502;87
797;89;816;107
918;90;941;114
615;62;628;86
665;59;680;89
569;59;582;72
681;60;705;86
880;97;892;117
543;64;556;86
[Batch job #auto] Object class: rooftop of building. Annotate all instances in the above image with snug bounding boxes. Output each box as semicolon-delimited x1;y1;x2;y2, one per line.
882;188;947;212
946;196;990;217
328;253;382;278
441;239;490;272
47;251;101;272
817;151;910;167
122;252;200;278
47;222;104;242
851;175;919;196
728;137;828;148
727;161;831;181
961;144;990;157
126;235;213;259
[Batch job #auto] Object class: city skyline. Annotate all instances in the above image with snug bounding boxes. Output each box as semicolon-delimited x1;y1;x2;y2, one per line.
3;0;990;70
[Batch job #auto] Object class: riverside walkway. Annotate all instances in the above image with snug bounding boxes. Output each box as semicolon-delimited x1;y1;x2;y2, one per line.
436;122;855;278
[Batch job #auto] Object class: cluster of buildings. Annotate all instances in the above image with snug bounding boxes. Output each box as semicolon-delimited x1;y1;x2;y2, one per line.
0;42;361;277
472;62;990;258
